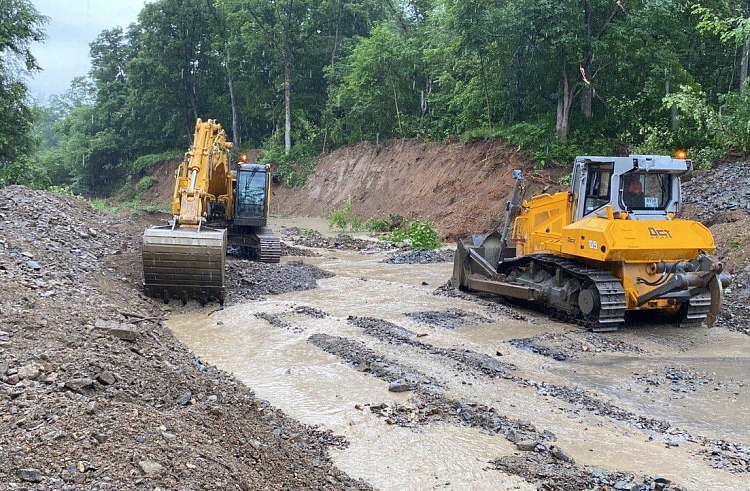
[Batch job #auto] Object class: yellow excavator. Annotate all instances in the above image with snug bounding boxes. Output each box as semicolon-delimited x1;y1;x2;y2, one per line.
142;118;280;304
452;155;731;331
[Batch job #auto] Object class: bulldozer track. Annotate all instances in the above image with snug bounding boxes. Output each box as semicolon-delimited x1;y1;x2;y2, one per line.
499;254;627;331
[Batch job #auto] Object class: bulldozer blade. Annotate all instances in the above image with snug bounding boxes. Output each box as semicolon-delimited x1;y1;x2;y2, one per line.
142;227;227;304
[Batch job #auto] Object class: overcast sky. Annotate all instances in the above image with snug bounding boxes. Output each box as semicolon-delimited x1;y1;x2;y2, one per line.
29;0;148;101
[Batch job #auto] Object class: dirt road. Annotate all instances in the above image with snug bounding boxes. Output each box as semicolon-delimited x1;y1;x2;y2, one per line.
167;219;750;491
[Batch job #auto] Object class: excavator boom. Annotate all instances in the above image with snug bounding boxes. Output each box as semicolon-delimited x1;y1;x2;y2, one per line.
142;119;233;304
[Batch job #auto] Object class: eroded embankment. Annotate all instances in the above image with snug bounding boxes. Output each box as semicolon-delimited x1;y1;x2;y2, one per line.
271;138;564;239
0;186;367;490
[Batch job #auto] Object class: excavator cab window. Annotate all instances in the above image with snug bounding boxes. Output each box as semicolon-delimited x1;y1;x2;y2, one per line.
583;163;613;215
237;169;267;219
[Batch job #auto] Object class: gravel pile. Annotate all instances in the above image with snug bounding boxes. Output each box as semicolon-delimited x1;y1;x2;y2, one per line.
380;249;454;264
279;227;399;252
717;266;750;335
682;161;750;221
404;308;491;329
0;186;368;490
226;260;334;301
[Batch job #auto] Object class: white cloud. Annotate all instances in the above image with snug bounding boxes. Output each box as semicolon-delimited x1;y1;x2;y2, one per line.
29;0;148;100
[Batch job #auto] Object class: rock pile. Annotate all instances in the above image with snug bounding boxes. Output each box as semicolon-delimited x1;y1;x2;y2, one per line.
0;186;368;490
682;161;750;221
380;249;454;264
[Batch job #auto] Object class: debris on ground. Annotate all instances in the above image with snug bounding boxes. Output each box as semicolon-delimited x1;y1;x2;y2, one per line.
380;249;454;264
0;186;369;490
226;259;334;301
404;308;491;329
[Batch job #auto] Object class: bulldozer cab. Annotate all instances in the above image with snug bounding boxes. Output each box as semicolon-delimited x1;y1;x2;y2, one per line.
234;164;269;227
571;155;690;222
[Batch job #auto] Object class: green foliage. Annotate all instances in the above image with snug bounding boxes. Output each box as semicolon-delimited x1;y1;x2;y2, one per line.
128;150;183;174
0;0;47;189
89;198;109;211
32;0;750;192
0;157;50;189
364;218;390;233
731;240;741;250
136;175;157;194
328;195;361;231
260;136;317;187
387;220;441;250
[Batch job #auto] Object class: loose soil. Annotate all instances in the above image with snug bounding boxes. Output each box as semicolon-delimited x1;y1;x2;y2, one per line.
0;186;367;490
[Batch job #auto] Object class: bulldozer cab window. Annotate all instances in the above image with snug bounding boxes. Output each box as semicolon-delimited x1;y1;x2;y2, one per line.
621;172;671;211
583;163;613;215
237;170;266;218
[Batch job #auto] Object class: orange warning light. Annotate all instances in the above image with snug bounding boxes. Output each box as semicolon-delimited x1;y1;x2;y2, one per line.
675;149;688;159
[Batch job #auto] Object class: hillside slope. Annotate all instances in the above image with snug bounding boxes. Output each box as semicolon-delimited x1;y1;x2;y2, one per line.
271;138;564;239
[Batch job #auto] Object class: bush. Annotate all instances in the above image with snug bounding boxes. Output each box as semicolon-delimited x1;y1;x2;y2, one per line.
387;220;441;250
136;175;157;194
365;218;390;233
0;157;51;190
328;195;361;231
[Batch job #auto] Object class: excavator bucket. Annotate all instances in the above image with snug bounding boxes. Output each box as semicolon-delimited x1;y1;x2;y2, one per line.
142;227;227;304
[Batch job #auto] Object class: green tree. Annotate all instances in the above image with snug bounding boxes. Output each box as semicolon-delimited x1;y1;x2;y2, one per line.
0;0;47;187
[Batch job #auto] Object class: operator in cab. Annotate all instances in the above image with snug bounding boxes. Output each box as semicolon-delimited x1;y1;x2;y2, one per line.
623;175;645;209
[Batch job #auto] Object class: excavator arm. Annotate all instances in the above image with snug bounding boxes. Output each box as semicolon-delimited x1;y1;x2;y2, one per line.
142;119;234;304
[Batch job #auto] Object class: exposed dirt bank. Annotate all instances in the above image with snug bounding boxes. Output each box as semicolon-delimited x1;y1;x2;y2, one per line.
0;186;368;490
271;138;564;239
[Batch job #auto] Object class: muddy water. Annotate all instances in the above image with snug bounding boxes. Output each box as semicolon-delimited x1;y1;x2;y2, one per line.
167;223;750;490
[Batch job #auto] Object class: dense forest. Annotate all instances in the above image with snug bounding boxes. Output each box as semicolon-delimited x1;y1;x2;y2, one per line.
2;0;750;194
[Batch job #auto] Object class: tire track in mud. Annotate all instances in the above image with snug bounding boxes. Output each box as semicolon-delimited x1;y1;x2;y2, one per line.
307;332;688;491
345;316;750;475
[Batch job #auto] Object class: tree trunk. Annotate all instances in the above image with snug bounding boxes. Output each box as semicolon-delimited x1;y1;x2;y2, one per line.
741;37;749;96
331;0;344;69
743;0;750;96
391;80;403;134
666;78;678;132
580;58;592;120
581;1;593;120
556;57;572;139
226;55;241;148
478;54;492;129
284;51;292;155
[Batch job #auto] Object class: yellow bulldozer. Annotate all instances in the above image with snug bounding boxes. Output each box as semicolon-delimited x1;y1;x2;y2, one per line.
142;118;280;304
452;155;731;331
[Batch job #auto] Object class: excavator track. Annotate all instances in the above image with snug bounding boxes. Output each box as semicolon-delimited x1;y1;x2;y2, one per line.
257;227;281;263
498;254;627;331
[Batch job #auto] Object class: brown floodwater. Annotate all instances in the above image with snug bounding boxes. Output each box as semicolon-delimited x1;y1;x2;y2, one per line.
167;220;750;490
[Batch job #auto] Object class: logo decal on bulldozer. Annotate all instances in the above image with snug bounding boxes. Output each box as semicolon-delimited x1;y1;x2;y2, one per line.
648;227;672;238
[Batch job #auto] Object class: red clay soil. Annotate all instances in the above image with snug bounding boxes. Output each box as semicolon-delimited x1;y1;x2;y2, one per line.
139;159;180;207
271;138;565;239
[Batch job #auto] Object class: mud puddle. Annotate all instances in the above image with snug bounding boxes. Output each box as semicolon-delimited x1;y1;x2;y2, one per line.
167;219;750;490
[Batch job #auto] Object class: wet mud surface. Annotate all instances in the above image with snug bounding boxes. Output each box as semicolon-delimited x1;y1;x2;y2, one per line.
404;308;491;329
166;220;750;489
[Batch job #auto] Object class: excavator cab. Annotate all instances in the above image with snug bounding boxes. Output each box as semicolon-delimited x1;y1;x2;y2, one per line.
234;164;269;227
227;162;281;262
